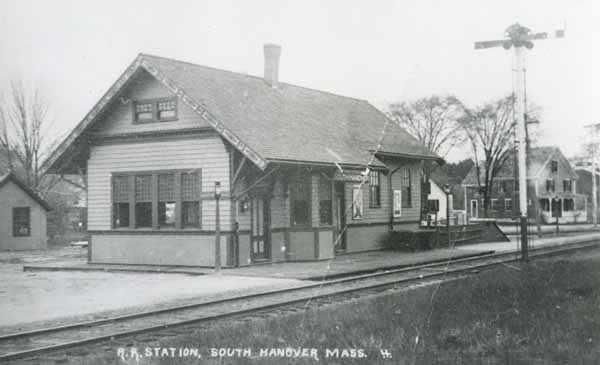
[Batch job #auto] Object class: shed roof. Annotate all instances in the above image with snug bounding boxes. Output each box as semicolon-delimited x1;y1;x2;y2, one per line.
0;172;52;211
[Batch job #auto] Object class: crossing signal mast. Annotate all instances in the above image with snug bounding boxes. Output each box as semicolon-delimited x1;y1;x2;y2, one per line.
474;23;565;262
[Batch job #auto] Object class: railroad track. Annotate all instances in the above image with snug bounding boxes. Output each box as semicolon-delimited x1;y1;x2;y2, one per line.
1;239;598;363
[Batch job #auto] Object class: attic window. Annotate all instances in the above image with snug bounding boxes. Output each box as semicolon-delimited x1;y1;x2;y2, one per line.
133;98;178;123
551;160;558;173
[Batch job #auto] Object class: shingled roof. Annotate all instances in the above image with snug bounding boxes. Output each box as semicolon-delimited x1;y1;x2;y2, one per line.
45;52;441;173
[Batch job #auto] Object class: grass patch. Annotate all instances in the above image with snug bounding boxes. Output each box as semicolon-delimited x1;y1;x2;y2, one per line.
77;253;600;364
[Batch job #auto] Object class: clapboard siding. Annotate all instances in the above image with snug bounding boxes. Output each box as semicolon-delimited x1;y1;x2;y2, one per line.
92;69;210;136
344;162;421;225
88;137;230;230
390;162;421;222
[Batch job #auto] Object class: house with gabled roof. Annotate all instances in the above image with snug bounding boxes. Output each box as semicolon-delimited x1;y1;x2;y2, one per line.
44;44;442;267
461;146;586;224
0;171;51;250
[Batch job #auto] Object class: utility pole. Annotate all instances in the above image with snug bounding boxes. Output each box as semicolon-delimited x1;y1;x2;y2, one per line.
474;23;564;262
584;123;600;227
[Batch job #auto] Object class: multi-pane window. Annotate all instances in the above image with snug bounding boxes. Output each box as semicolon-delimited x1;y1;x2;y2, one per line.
135;175;153;227
546;179;555;192
157;100;177;120
181;172;200;227
368;170;381;208
551;160;558;173
112;170;201;229
112;176;130;228
564;198;574;211
319;176;332;225
134;102;154;122
12;207;30;237
401;168;411;208
158;173;176;227
491;199;500;211
563;179;572;192
504;198;512;212
290;176;311;226
133;98;178;123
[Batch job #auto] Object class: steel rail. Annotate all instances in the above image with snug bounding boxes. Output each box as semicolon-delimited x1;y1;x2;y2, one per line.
0;239;598;362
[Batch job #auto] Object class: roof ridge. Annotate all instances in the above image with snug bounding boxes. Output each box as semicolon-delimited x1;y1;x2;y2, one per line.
139;52;369;103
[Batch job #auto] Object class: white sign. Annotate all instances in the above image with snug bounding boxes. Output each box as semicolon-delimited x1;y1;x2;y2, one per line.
352;186;363;220
393;190;402;217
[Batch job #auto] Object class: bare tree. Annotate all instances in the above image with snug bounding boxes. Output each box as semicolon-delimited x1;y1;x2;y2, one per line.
387;95;466;224
0;80;59;195
460;95;515;217
387;95;466;157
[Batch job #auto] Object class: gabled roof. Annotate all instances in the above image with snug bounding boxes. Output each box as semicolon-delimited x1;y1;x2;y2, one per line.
0;172;52;211
461;146;577;186
44;53;441;173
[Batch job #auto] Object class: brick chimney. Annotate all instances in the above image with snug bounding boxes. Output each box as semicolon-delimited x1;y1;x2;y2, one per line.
263;44;281;88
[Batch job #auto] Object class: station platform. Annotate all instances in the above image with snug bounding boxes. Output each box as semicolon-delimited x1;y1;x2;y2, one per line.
23;232;600;280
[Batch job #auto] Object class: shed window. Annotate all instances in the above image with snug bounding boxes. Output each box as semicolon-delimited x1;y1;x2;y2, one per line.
112;175;130;228
12;207;30;237
133;98;178;123
319;176;332;225
290;176;311;226
368;170;381;208
401;168;412;208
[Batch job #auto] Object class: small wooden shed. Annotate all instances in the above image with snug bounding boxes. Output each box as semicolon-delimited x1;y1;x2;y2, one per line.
0;172;51;250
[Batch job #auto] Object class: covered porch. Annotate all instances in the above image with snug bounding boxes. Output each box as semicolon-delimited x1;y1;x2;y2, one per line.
538;193;587;224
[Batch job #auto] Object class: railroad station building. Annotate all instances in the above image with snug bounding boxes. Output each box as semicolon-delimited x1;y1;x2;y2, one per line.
44;45;441;267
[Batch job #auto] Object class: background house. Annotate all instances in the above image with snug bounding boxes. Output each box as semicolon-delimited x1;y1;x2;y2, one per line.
426;173;454;225
0;172;51;250
462;146;586;224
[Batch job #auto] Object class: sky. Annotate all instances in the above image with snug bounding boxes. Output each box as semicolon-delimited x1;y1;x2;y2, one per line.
0;0;597;162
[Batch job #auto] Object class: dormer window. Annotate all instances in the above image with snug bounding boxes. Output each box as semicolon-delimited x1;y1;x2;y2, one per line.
133;98;178;123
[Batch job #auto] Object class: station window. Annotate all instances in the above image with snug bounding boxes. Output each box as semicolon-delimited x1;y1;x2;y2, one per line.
319;176;333;225
112;170;201;229
290;175;311;226
401;168;411;208
133;98;178;123
112;175;130;228
368;170;381;208
181;172;200;227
